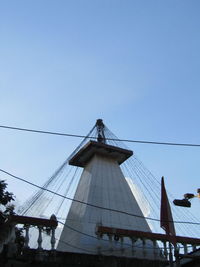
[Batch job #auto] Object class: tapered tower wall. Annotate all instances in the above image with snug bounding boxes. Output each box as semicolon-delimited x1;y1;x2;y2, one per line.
57;142;160;259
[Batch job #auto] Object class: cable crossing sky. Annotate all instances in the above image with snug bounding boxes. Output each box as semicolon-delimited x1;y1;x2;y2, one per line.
1;168;200;226
0;124;200;147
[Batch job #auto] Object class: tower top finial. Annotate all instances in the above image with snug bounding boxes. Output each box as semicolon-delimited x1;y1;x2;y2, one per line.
96;119;104;127
95;119;106;143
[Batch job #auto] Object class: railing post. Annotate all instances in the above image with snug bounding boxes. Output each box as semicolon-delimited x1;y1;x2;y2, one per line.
192;244;196;252
182;243;188;254
120;236;124;253
97;233;102;254
24;224;30;248
37;226;43;250
163;241;168;259
153;239;157;258
169;242;174;267
130;237;137;256
108;234;113;252
142;238;146;257
51;227;56;250
174;245;180;267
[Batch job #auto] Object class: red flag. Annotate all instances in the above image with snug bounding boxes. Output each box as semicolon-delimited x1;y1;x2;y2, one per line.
160;176;176;239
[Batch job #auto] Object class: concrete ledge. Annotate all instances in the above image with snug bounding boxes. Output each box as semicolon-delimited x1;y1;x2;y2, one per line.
0;248;168;267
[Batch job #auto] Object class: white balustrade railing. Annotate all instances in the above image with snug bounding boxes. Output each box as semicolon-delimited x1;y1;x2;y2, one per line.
1;214;58;255
95;225;200;263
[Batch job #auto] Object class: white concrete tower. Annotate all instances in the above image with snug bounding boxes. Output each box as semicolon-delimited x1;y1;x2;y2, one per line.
57;120;159;259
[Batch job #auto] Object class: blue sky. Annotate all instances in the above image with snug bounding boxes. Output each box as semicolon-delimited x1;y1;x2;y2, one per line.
0;1;200;221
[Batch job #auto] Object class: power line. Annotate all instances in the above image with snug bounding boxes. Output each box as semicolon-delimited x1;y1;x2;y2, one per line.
1;168;200;226
0;124;200;147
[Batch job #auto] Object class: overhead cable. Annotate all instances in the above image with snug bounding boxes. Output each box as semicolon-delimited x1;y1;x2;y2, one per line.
0;124;200;147
1;168;200;226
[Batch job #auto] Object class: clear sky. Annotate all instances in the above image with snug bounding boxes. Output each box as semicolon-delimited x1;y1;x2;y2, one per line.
0;1;200;222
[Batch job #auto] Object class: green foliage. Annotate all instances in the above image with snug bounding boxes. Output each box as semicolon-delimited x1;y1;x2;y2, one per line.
0;180;24;251
0;180;14;206
0;180;15;224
